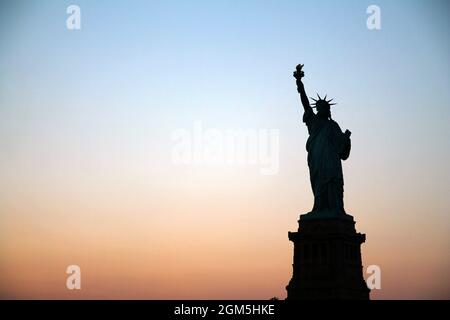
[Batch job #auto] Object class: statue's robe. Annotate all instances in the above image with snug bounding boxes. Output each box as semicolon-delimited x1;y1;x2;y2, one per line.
303;108;351;215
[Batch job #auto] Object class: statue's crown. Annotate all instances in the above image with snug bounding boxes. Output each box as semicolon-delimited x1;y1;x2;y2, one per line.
310;94;336;109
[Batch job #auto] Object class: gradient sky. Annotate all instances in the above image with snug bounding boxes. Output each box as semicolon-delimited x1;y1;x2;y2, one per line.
0;0;449;299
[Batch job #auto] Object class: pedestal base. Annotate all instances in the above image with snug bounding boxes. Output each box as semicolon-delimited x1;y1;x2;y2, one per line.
286;214;370;300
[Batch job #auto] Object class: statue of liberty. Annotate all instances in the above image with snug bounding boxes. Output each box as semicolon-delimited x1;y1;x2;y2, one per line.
294;64;352;218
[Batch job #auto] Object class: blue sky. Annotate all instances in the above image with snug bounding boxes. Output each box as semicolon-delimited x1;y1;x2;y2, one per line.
1;0;449;196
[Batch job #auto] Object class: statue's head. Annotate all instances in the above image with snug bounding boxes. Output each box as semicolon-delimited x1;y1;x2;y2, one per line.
316;101;331;119
311;94;336;119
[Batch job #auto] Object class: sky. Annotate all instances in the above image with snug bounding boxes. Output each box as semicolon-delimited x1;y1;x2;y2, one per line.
0;0;449;299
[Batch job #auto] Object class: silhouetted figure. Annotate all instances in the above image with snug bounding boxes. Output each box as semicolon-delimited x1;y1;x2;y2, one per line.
286;64;370;300
293;64;351;217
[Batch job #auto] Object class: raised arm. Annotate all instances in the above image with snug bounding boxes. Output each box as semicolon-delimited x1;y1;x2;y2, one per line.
293;64;312;112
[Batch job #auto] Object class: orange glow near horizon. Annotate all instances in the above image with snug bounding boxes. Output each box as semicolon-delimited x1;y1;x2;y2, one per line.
1;163;449;299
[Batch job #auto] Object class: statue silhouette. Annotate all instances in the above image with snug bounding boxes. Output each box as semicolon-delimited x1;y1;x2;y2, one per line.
287;65;370;300
294;64;352;218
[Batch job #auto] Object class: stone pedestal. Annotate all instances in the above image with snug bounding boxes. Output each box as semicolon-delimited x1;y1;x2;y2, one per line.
286;213;370;300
